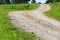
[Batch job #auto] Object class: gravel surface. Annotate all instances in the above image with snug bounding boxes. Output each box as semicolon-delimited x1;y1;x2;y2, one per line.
8;4;60;40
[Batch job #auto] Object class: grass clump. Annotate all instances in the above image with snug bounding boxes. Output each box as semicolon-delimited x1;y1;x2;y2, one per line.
0;4;39;40
44;2;60;21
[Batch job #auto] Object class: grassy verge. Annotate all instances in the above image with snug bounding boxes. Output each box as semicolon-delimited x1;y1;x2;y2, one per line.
0;4;39;40
44;2;60;21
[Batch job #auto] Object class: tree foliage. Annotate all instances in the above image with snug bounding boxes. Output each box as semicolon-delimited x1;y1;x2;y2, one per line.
38;2;41;4
0;0;30;4
46;0;60;3
31;0;36;3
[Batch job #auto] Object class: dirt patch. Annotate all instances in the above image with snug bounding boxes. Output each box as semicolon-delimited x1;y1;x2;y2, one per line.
8;4;60;40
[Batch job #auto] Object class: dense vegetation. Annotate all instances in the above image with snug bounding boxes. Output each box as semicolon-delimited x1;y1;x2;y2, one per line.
0;4;39;40
2;4;39;10
0;0;30;4
46;0;60;3
0;0;37;4
44;2;60;21
31;0;36;3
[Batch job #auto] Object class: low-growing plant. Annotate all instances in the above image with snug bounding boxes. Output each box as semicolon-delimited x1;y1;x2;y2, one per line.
0;4;39;40
44;2;60;21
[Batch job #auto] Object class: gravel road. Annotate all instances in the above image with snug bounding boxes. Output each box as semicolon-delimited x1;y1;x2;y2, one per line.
8;4;60;40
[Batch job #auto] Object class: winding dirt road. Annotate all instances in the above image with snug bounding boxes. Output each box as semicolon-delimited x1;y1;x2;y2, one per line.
8;4;60;40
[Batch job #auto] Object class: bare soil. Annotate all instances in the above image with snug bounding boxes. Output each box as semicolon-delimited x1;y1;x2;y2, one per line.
8;4;60;40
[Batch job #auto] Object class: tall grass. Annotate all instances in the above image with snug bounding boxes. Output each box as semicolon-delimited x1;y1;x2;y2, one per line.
0;4;39;40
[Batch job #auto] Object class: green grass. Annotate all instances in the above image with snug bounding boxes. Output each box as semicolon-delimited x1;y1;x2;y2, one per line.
1;4;39;10
44;2;60;21
0;4;39;40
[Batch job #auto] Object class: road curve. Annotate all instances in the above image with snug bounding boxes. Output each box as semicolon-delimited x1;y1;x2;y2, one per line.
8;4;60;40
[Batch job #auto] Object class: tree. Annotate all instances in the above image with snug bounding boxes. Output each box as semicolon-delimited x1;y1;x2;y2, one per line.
0;0;30;4
46;0;53;3
38;2;41;4
46;0;60;3
31;0;36;3
10;0;30;4
5;0;10;4
0;0;3;4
